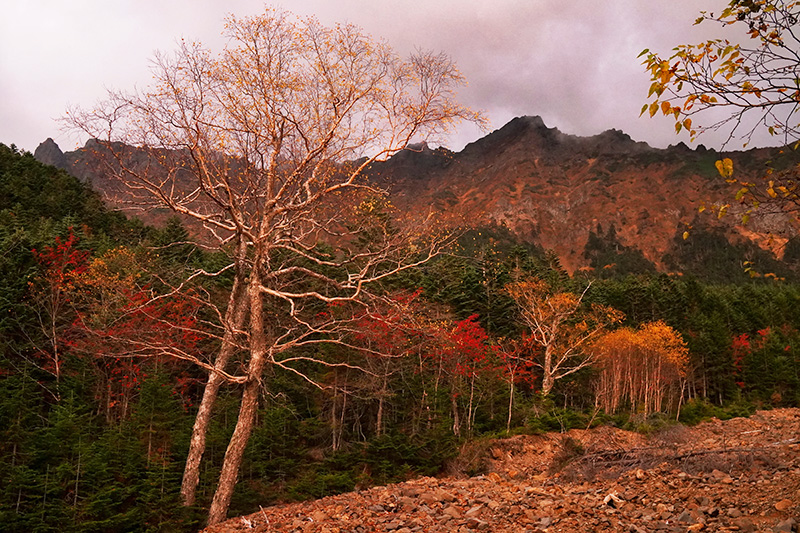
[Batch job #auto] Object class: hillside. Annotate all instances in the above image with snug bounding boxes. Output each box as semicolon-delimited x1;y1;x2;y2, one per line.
5;138;799;532
367;116;799;273
37;117;800;276
204;409;800;533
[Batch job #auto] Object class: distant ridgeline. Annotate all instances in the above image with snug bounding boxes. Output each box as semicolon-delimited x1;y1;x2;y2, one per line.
35;114;800;281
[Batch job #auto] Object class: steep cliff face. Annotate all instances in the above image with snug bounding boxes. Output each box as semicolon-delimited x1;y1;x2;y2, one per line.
35;116;796;273
33;138;67;170
368;116;791;272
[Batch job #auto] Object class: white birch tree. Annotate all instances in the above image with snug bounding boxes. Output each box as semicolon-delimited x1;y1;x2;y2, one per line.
66;8;483;524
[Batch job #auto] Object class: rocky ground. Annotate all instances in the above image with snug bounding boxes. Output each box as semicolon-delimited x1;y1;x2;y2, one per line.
204;409;800;533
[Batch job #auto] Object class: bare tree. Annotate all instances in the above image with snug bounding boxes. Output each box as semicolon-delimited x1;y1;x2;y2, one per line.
66;8;484;525
641;1;800;243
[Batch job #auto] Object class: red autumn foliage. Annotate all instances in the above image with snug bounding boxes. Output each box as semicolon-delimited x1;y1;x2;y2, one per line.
442;315;490;378
731;333;750;389
31;229;90;287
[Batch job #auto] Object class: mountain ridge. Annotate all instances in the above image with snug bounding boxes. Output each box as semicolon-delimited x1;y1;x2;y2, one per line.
34;115;799;275
367;115;796;273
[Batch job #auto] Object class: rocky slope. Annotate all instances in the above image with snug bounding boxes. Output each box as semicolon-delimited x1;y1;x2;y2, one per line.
203;409;799;533
35;116;800;273
368;116;798;272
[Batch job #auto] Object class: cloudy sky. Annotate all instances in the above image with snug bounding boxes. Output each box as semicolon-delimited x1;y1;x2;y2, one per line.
3;0;759;154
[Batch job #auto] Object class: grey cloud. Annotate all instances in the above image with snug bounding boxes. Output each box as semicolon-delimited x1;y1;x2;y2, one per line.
0;0;775;153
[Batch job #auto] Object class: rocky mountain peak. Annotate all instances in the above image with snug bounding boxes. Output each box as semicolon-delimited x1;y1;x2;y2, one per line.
461;116;653;161
462;115;564;154
33;138;66;170
581;128;653;155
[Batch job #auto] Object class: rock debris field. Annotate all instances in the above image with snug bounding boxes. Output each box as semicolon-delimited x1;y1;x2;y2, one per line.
204;409;800;533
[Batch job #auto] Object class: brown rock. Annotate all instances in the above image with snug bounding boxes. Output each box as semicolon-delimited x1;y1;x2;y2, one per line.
486;472;502;483
733;517;756;533
465;504;483;518
442;505;461;519
437;490;456;502
418;492;440;505
774;499;792;512
773;518;796;532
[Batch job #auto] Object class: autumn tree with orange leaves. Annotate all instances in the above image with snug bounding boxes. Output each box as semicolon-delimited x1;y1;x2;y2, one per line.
641;1;800;232
505;277;623;397
591;321;690;418
65;8;483;525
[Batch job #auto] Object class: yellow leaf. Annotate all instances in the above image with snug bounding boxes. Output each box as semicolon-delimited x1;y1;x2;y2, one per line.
661;101;671;115
715;158;734;178
768;180;777;198
682;231;690;240
649;102;659;117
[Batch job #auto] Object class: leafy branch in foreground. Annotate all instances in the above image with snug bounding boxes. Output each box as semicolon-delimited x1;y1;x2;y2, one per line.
641;0;800;147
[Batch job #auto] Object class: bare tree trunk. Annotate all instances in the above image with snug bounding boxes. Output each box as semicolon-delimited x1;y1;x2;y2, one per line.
206;376;260;525
181;246;248;507
676;378;687;421
207;274;268;526
50;313;61;399
467;374;475;434
451;391;461;437
506;374;514;433
376;373;387;437
339;392;347;447
181;372;225;505
541;345;554;396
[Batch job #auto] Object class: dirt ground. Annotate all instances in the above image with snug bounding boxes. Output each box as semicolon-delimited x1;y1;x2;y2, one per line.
204;408;800;533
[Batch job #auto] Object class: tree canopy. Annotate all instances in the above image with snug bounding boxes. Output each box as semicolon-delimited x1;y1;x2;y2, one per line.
66;7;484;525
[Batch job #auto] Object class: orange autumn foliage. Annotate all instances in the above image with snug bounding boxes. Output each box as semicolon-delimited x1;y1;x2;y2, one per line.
591;321;689;417
505;277;623;396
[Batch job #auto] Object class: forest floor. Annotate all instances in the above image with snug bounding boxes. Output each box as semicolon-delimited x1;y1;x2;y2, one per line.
204;408;800;533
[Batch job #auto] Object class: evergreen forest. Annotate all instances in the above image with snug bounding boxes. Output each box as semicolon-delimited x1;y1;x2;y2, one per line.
1;143;799;532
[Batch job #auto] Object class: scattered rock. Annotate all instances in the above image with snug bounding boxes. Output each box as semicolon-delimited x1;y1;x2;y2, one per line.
733;517;756;533
202;408;800;533
441;505;461;519
726;507;743;518
775;499;793;512
773;518;796;532
603;492;624;508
